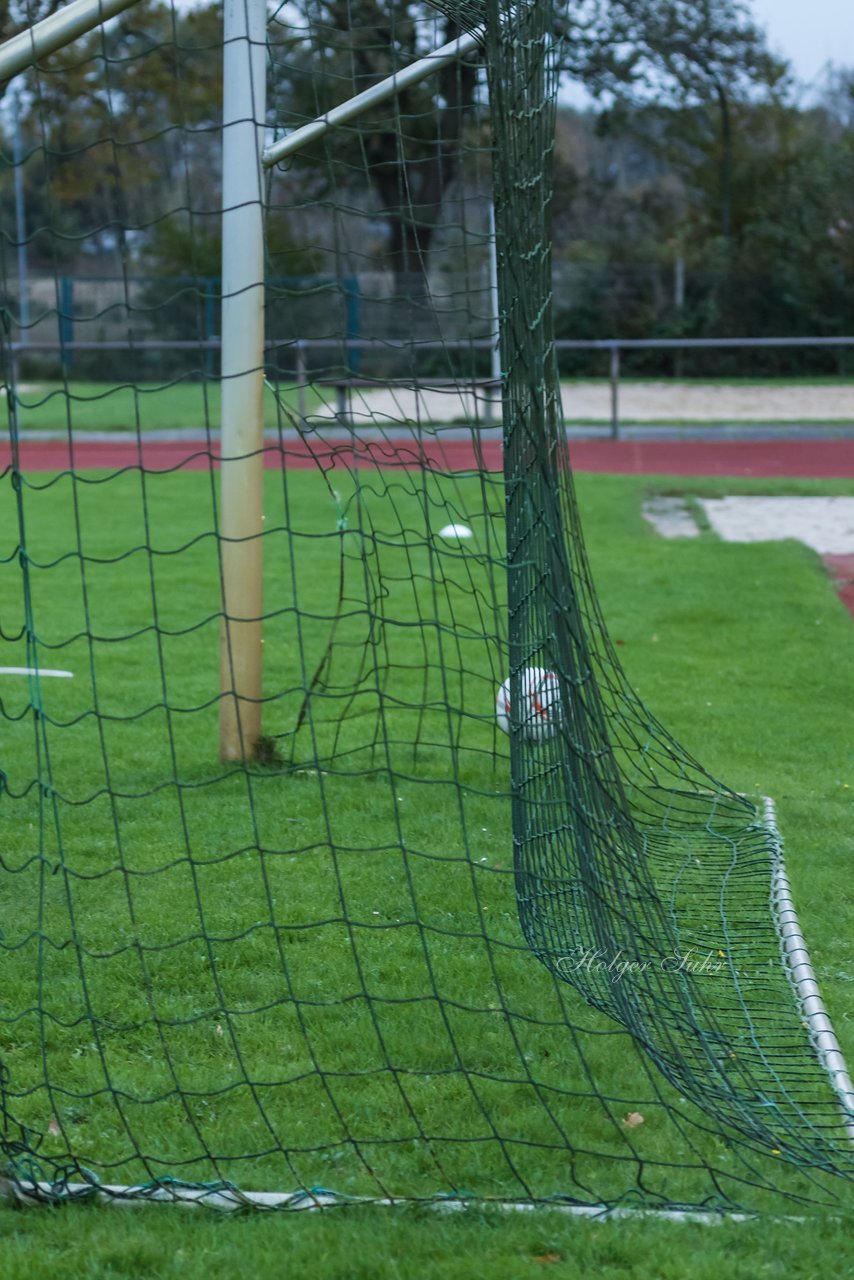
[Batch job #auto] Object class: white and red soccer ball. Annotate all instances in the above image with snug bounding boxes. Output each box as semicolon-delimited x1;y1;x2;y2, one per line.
496;667;562;742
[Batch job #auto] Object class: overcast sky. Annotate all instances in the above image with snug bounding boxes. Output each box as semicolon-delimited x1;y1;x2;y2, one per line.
749;0;851;90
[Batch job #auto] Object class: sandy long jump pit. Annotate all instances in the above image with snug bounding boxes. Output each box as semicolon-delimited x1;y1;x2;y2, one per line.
309;381;854;425
700;496;854;554
644;494;854;616
644;495;854;553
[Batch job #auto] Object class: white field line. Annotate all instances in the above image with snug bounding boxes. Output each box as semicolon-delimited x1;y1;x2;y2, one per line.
0;666;73;678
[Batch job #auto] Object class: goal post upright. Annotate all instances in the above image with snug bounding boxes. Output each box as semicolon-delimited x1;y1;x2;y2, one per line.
0;0;479;768
218;0;267;762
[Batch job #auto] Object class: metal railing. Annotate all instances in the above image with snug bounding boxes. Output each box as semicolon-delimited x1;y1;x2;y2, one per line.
8;334;854;440
557;336;854;437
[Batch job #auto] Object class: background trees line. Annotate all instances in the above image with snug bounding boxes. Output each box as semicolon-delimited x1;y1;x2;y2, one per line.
1;0;852;375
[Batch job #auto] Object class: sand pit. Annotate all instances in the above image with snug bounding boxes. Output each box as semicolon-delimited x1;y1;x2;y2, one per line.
309;381;854;425
643;494;854;617
699;497;854;554
644;495;854;554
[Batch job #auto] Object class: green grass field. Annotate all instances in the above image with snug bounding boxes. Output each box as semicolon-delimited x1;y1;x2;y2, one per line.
7;377;854;432
1;462;854;1276
6;380;322;432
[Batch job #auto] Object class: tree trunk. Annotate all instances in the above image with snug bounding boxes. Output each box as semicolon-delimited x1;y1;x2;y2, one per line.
714;78;733;244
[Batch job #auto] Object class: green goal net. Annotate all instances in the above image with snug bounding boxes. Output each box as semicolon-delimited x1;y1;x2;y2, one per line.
1;0;853;1216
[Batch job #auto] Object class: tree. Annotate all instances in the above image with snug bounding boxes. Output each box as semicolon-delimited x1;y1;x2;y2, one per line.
267;0;483;289
7;0;786;280
721;98;854;347
38;2;222;256
558;0;788;242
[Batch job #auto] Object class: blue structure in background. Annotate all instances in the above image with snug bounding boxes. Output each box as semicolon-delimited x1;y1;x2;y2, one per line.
51;273;364;380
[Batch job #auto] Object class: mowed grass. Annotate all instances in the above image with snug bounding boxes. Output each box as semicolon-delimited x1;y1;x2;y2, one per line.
7;380;326;433
10;377;854;433
1;461;854;1276
3;1200;853;1280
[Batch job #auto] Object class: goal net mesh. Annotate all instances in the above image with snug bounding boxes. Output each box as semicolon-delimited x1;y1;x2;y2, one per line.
1;0;852;1214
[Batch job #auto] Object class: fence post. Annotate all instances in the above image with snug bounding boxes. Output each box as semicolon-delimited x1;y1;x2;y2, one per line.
204;278;216;377
336;380;350;428
609;344;620;440
343;276;360;374
487;198;501;426
295;340;307;427
59;276;74;374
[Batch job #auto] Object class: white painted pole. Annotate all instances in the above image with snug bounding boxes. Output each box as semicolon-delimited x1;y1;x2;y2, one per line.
219;0;267;762
487;197;501;420
262;28;483;169
0;0;143;84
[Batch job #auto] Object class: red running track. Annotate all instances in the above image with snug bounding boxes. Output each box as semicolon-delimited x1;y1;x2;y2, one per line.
3;436;854;478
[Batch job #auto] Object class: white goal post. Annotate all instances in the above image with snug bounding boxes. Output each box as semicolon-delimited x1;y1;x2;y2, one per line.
218;0;267;762
0;0;141;81
261;27;483;169
0;0;478;760
0;0;269;761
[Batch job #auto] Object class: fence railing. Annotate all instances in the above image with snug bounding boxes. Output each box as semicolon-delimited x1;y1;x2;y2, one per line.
8;335;854;440
557;336;854;437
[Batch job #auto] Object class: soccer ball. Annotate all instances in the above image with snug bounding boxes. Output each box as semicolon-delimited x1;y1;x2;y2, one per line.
496;667;562;742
